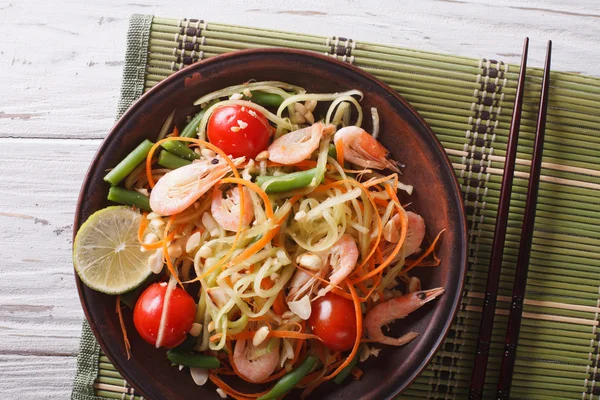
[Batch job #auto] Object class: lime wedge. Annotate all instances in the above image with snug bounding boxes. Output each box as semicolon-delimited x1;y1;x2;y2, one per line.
74;206;152;294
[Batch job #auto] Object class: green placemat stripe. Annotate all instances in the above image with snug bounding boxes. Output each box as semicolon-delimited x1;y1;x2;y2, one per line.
72;14;600;400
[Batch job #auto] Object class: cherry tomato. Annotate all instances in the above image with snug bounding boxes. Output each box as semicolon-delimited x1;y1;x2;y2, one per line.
308;292;357;352
207;105;271;158
133;282;196;348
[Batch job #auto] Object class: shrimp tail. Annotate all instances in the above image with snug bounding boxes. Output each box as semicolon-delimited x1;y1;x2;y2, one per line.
378;331;419;346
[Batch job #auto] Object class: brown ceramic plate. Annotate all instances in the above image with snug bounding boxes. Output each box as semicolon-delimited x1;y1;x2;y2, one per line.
74;49;467;400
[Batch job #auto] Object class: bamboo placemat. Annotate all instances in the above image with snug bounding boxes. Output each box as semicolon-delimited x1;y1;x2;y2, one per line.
72;14;600;400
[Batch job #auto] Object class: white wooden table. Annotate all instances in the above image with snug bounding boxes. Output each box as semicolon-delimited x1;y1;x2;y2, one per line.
1;0;598;398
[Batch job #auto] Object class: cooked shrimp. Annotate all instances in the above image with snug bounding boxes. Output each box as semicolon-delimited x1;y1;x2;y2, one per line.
317;234;359;297
287;268;322;302
384;211;425;256
211;186;254;231
334;126;399;172
404;211;426;255
233;339;280;383
149;155;244;216
365;287;445;346
268;122;335;164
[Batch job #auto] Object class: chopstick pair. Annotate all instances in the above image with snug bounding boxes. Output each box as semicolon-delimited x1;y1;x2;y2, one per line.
468;38;553;400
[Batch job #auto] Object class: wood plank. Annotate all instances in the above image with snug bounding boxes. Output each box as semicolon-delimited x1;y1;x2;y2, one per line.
1;0;599;139
0;354;77;399
0;139;100;358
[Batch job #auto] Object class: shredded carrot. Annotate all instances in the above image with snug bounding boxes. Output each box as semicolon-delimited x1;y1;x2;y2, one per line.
209;374;270;400
227;227;279;267
350;181;383;271
218;369;237;376
261;277;275;290
292;334;304;366
137;211;149;244
351;367;364;380
211;330;321;343
220;177;274;220
193;226;280;282
184;176;267;282
145;136;241;189
214;184;247;268
141;223;183;250
373;197;389;207
311;180;351;194
171;126;180;137
248;315;270;322
374;246;384;264
332;261;382;303
300;351;346;395
162;242;182;287
272;290;287;316
335;137;345;167
258;368;288;383
363;173;398;188
330;286;352;300
403;230;445;273
299;369;324;386
295;263;340;289
413;259;442;267
160;217;182;287
313;179;383;273
356;281;370;297
352;185;405;284
116;296;131;360
162;216;173;241
138;211;179;251
187;191;252;283
322;281;362;381
300;355;342;389
385;182;401;208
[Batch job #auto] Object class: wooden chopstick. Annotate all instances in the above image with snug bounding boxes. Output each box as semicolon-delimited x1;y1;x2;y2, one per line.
468;37;530;400
496;40;552;400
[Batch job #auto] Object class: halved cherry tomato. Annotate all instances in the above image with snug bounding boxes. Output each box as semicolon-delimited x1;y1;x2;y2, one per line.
207;104;270;158
133;282;196;348
308;292;357;352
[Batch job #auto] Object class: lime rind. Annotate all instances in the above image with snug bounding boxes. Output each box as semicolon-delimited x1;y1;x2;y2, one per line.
74;206;152;294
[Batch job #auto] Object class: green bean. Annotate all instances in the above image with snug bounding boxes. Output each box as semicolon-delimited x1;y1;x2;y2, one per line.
181;110;206;138
328;143;337;158
181;100;220;138
333;349;361;384
157;150;191;169
166;350;220;369
255;168;318;193
107;186;151;212
257;356;317;400
244;91;285;108
103;139;154;185
161;140;200;161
